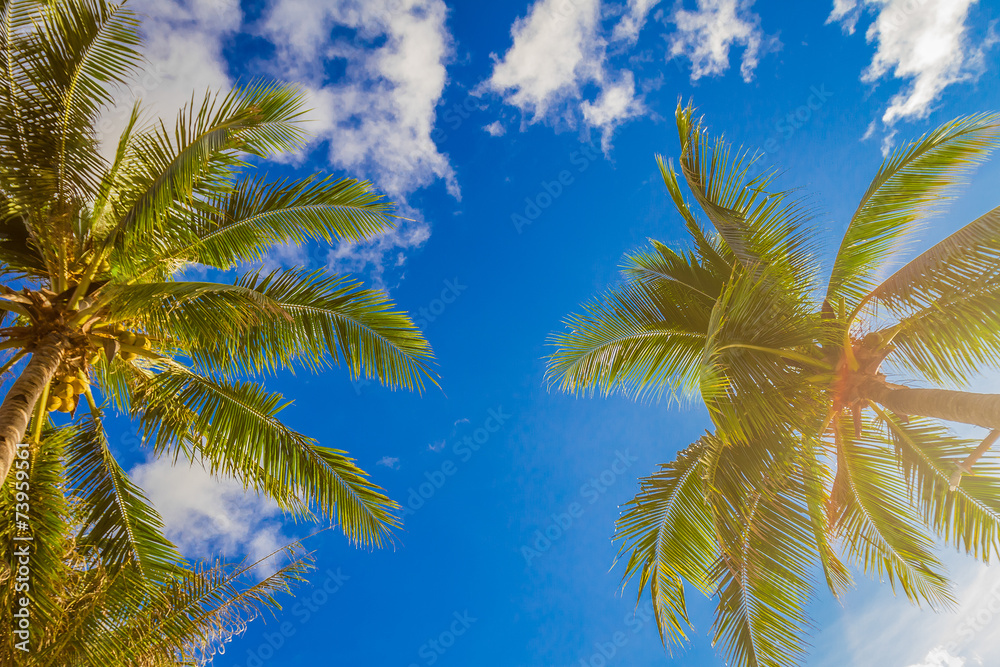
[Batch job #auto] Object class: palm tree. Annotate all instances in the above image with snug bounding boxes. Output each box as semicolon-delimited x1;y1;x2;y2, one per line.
0;0;435;582
1;426;313;665
547;102;1000;667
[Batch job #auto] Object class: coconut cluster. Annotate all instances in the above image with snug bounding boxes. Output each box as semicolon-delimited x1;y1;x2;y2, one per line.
44;326;152;413
45;375;87;413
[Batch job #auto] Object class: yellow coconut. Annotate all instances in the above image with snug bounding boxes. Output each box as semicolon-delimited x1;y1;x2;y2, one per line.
134;334;149;349
52;383;74;400
69;377;87;393
46;395;63;412
120;351;137;362
120;331;136;346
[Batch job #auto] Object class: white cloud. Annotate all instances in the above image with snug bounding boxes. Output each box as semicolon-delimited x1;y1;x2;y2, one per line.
612;0;663;43
483;120;506;137
908;647;966;667
811;557;1000;667
581;71;641;149
668;0;766;83
827;0;861;34
259;0;458;199
326;211;431;289
829;0;993;125
485;0;642;145
97;0;240;158
376;456;400;469
428;440;446;452
130;457;293;569
102;0;458;285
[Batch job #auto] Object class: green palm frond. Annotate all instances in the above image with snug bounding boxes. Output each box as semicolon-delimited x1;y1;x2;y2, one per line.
875;410;1000;560
128;173;397;279
546;281;708;401
827;113;1000;312
883;280;1000;385
31;0;142;205
134;363;399;547
708;447;816;667
615;439;717;648
95;545;313;665
673;102;817;287
799;442;853;598
867;205;1000;311
106;81;307;257
64;415;182;580
190;268;436;389
106;280;283;344
832;414;954;609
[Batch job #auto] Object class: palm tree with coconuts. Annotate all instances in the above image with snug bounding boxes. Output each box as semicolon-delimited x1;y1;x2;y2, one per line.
547;103;1000;667
0;0;434;580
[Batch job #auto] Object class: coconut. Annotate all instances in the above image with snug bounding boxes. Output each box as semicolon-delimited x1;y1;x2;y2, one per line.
46;395;63;412
134;334;149;349
69;377;87;393
121;331;136;346
52;383;74;400
120;351;137;362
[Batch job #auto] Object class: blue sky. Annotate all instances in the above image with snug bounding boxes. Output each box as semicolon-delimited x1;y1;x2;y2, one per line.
102;1;1000;666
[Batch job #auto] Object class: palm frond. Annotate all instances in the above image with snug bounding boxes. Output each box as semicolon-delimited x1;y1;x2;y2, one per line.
708;446;816;667
827;113;1000;311
875;409;1000;561
832;413;954;609
64;415;183;580
134;363;399;547
546;280;707;402
128;173;397;279
191;269;437;391
105;81;307;258
615;439;717;648
673;102;817;288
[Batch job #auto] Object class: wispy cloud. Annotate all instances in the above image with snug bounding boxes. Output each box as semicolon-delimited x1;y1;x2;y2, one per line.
484;0;643;146
259;0;458;199
130;457;293;570
668;0;770;83
376;456;401;469
483;120;506;137
829;0;996;126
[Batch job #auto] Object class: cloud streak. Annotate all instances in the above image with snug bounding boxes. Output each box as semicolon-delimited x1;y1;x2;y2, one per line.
829;0;995;125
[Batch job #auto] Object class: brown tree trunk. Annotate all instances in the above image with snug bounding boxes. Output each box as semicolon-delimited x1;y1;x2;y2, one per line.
859;378;1000;430
0;332;67;482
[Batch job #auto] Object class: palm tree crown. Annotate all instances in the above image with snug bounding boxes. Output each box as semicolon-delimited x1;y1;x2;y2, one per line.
547;102;1000;667
1;425;312;666
0;0;435;586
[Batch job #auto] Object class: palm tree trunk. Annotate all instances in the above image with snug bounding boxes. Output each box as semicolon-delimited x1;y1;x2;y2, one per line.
0;332;67;482
859;379;1000;430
